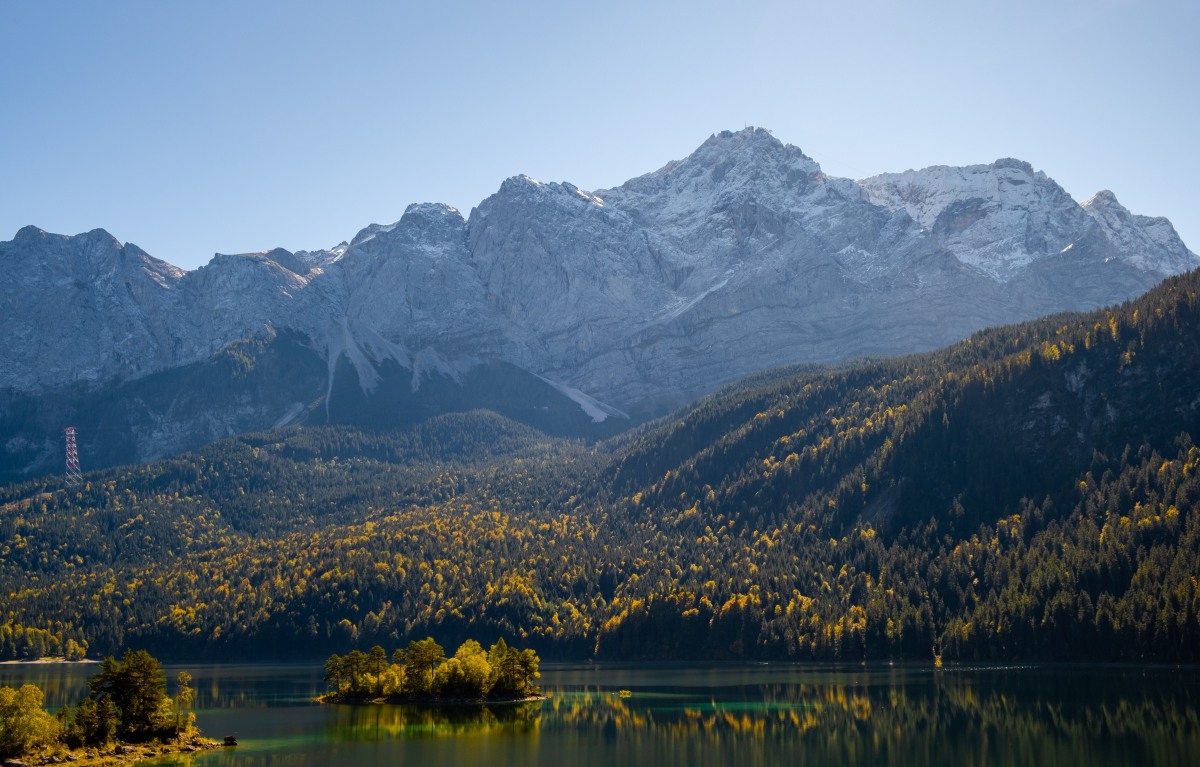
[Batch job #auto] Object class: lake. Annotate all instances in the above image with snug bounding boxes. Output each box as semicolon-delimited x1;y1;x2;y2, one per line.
2;661;1197;766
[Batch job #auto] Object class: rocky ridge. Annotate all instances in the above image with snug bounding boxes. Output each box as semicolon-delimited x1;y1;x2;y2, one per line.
1;127;1195;479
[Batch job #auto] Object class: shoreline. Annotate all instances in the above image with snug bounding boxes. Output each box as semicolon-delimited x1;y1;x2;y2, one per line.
19;736;223;767
0;657;98;665
317;692;547;706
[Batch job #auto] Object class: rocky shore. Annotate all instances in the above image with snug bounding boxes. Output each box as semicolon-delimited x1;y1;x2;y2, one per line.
3;735;223;767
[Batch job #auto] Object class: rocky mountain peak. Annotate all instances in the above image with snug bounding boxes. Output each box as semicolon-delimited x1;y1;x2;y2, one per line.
860;160;1094;279
12;224;51;244
1083;189;1121;210
608;127;822;207
349;221;400;249
4;225;182;287
293;243;347;270
992;157;1037;174
1083;189;1197;275
193;249;311;297
860;159;1062;230
341;204;467;268
497;174;548;194
479;176;607;219
261;247;312;275
692;126;812;167
10;225;119;251
395;203;467;240
1080;190;1123;214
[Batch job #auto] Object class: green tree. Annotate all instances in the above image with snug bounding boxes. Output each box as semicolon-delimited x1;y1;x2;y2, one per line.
404;637;445;695
0;684;61;758
344;650;367;693
88;649;170;739
379;663;406;696
453;640;493;697
368;645;387;676
488;639;526;694
367;645;388;693
67;696;119;746
64;638;87;661
323;654;344;692
432;658;466;694
175;671;194;733
516;648;541;696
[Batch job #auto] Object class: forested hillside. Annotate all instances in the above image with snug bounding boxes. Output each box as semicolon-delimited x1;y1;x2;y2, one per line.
2;271;1198;663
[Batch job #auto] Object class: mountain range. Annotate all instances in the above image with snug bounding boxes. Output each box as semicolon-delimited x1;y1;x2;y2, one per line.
2;127;1195;481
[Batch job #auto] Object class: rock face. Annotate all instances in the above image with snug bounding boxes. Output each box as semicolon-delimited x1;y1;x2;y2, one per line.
1;226;184;390
2;127;1195;480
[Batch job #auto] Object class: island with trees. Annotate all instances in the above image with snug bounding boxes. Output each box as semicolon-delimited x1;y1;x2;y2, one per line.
320;637;542;703
0;649;216;765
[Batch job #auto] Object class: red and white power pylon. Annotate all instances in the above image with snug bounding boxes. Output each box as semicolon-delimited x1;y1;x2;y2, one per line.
64;426;83;487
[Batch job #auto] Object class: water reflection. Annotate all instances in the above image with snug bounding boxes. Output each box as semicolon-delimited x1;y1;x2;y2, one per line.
0;662;99;709
536;667;1200;766
0;662;325;711
325;700;542;740
3;663;1197;767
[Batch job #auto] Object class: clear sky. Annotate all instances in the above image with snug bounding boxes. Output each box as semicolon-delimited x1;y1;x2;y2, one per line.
2;0;1196;270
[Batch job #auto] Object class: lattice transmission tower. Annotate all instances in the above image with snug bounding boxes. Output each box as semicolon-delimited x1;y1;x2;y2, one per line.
64;426;83;487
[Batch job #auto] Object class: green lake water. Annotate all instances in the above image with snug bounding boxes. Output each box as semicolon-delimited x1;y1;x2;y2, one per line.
2;662;1197;766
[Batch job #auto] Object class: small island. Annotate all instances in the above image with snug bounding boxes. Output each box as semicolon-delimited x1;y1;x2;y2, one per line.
319;637;542;703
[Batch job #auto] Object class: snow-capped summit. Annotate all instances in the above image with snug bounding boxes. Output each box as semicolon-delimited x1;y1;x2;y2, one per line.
1082;189;1197;275
604;127;826;227
860;160;1197;282
860;159;1089;280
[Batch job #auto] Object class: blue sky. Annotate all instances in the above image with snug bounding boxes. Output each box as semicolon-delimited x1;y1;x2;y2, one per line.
2;0;1196;270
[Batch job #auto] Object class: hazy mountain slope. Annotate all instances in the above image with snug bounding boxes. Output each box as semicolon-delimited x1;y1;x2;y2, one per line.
610;269;1200;541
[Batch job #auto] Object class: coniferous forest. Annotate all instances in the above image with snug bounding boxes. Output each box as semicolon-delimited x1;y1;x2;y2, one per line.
1;270;1199;663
